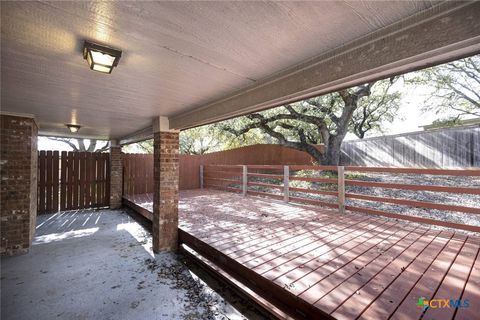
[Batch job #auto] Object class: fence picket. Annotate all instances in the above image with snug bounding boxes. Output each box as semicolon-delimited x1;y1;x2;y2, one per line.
96;153;102;206
38;151;46;213
46;151;52;212
122;153;154;196
66;152;73;210
52;151;59;212
38;151;110;214
60;151;67;211
73;152;80;209
105;153;110;207
85;153;91;207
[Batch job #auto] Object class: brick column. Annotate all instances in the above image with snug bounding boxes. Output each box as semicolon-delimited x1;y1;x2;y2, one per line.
109;141;123;209
0;114;38;256
152;117;179;252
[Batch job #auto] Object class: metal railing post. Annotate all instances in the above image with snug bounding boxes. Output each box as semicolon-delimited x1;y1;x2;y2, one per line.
338;166;345;214
284;165;289;202
200;165;204;189
242;165;248;196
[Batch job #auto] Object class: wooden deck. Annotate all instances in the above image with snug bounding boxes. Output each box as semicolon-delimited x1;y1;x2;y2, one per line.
123;189;479;320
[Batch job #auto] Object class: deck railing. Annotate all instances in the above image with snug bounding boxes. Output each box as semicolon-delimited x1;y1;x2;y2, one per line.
201;164;480;233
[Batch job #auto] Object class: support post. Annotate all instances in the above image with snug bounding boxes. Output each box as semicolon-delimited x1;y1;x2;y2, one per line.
242;165;247;197
337;166;345;214
284;165;289;203
0;114;38;256
109;140;123;209
152;116;180;252
199;165;204;189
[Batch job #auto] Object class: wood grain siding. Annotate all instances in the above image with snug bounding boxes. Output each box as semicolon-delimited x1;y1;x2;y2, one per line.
341;126;480;168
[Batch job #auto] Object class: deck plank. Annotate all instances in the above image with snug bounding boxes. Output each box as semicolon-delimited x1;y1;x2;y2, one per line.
271;220;398;286
454;242;480;320
388;233;467;320
330;229;442;319
225;215;376;258
225;215;366;262
291;223;417;300
422;237;479;320
221;214;341;255
279;225;414;297
311;225;427;315
239;216;373;268
262;219;395;282
356;231;453;319
123;189;479;320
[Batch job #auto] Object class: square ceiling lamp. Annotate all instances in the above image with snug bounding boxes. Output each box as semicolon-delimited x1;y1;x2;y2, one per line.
83;41;122;74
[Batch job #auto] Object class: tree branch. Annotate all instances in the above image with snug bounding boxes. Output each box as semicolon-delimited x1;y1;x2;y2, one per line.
47;137;78;151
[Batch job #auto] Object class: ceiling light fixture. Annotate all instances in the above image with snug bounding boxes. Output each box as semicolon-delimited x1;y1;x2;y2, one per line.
83;40;122;74
66;124;81;133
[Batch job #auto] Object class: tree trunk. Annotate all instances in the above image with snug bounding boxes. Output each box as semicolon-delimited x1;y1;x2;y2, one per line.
319;143;341;165
324;145;341;165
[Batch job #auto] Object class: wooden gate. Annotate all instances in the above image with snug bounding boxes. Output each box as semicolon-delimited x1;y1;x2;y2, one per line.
38;151;110;214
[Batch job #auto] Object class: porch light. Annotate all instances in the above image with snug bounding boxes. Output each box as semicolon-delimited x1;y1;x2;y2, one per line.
83;41;122;74
66;124;81;133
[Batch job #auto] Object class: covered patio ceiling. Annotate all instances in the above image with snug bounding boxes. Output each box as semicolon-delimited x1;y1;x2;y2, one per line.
1;1;479;141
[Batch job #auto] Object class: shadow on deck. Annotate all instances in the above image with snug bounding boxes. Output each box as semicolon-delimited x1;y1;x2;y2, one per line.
123;189;479;320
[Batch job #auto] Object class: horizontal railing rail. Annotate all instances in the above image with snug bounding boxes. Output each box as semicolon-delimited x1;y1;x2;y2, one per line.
201;164;480;233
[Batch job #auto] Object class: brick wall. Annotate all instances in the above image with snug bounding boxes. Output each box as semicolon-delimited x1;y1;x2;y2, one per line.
0;115;38;256
109;145;123;209
152;131;179;252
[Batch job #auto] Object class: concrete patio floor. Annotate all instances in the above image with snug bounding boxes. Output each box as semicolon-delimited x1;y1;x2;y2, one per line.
1;209;265;320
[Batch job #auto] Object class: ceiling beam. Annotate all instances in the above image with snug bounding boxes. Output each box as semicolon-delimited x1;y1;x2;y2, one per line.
118;125;153;145
169;1;480;130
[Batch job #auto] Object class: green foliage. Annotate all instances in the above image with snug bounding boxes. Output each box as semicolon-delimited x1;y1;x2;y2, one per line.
350;80;402;138
236;79;398;140
288;170;365;191
178;79;402;163
179;123;272;154
122;139;153;154
409;55;480;120
180;126;220;154
344;172;366;180
428;118;463;129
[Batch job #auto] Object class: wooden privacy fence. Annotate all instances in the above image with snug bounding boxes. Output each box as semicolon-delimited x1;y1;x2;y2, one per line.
202;164;480;232
123;154;153;196
341;126;480;168
37;151;110;214
179;144;322;189
123;153;195;191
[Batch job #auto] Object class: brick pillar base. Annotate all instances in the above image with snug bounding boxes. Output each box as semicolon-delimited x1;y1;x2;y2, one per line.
109;144;123;209
152;131;179;252
0;115;38;256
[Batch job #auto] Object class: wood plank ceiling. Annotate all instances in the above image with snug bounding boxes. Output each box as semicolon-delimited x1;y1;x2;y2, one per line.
1;1;438;139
